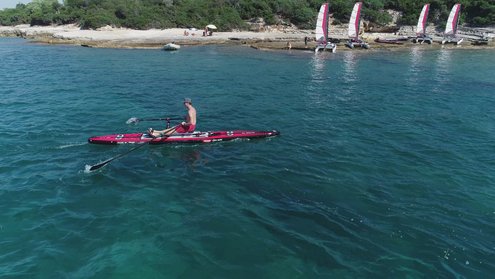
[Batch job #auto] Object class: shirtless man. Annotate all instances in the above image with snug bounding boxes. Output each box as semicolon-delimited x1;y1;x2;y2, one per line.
148;98;197;137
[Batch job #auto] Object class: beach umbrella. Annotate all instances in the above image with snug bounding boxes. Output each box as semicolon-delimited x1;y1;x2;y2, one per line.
206;24;217;29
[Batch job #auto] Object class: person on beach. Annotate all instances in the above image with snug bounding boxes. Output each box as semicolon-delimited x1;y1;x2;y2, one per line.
148;98;197;137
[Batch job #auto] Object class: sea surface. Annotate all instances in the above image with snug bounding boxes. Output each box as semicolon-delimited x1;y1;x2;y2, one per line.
1;38;494;278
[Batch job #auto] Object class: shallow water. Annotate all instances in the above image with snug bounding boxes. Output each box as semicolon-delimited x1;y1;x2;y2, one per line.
1;38;494;277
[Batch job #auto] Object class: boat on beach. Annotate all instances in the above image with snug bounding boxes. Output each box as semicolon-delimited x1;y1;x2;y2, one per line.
314;3;337;53
471;37;489;45
412;4;432;44
345;2;369;49
162;42;180;51
374;37;407;45
441;3;463;45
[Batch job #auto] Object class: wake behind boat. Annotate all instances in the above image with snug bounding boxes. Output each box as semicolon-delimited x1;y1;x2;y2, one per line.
88;130;280;145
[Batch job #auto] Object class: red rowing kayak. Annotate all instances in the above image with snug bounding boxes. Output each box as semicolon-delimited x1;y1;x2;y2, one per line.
88;130;280;145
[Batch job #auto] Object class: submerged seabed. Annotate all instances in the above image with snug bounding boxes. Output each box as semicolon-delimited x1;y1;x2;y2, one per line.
0;38;494;278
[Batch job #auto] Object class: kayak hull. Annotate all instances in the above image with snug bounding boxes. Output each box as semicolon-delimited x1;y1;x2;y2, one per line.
88;130;280;145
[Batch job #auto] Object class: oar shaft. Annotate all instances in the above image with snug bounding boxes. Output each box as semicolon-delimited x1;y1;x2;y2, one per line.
140;117;183;121
127;117;184;124
88;143;148;171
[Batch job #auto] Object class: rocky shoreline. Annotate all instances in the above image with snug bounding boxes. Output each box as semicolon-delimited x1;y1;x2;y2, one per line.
0;24;493;51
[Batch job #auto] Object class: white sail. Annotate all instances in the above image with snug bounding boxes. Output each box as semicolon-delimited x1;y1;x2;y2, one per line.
444;3;461;35
315;3;329;43
416;4;430;36
348;2;362;38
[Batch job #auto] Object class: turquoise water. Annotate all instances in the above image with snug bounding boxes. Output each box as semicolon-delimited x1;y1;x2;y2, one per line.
1;37;494;278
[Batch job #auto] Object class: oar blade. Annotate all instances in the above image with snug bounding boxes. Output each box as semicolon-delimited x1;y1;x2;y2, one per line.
85;158;113;173
126;117;139;124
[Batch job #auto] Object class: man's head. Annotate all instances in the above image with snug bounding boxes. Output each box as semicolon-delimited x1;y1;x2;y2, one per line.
184;98;192;106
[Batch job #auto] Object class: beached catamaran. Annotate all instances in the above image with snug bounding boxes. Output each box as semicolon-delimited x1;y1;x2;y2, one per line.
413;4;432;44
442;3;463;45
314;2;337;53
345;2;369;49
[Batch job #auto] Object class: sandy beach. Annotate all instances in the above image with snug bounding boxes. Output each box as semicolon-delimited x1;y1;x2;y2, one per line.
0;24;493;50
0;24;310;48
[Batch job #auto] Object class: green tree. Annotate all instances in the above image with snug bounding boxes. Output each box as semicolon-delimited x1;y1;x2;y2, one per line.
1;0;494;29
80;8;116;29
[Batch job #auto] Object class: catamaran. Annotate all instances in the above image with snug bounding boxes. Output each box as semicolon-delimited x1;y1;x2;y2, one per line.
314;3;337;53
345;2;369;49
412;4;432;44
442;3;463;45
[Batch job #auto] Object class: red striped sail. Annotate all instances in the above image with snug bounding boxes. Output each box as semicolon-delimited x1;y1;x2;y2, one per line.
315;3;329;43
416;4;430;36
348;2;362;39
445;3;461;36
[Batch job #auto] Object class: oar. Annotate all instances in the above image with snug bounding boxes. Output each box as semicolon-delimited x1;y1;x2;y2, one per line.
126;117;183;124
85;143;148;172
